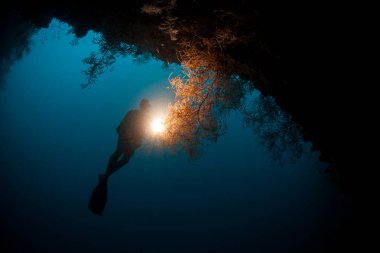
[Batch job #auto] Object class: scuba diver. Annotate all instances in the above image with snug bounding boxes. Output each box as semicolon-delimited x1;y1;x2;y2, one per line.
88;99;151;215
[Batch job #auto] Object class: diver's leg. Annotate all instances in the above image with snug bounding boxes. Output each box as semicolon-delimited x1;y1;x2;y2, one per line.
115;148;135;168
107;149;121;169
89;149;121;215
105;149;123;177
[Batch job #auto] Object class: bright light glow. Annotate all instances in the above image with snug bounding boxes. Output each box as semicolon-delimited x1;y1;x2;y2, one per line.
151;117;165;134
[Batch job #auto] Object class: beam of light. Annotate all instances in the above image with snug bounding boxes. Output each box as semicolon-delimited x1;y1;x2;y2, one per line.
151;117;165;134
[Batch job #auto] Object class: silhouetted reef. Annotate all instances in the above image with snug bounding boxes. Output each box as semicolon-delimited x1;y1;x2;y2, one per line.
1;1;360;191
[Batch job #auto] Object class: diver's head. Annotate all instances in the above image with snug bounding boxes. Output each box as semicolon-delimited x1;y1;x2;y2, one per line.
139;98;151;111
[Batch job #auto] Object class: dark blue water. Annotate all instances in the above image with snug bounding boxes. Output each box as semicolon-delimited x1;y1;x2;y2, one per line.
0;19;349;253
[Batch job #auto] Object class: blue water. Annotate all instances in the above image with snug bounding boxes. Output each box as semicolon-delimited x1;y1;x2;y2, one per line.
0;20;349;253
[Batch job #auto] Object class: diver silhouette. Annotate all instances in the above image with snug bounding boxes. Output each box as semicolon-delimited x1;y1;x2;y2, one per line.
88;99;151;215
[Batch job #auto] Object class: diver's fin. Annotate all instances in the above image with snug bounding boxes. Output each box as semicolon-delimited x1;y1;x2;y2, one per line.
88;175;108;215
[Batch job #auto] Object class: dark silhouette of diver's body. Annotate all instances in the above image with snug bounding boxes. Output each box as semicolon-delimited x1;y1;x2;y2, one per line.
88;99;150;215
